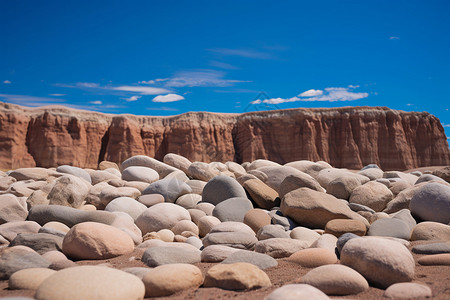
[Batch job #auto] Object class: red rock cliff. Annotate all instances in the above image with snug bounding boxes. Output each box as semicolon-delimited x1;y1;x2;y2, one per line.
0;102;448;170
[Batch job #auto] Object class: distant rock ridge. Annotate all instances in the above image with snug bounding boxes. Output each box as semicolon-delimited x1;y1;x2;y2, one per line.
0;102;449;170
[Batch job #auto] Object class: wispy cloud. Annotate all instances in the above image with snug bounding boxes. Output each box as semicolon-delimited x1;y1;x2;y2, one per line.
146;106;179;112
209;61;238;70
3;80;11;84
89;100;102;105
152;94;184;103
113;86;170;95
442;124;450;127
164;69;250;88
253;86;369;105
209;48;275;59
389;36;400;40
49;93;66;97
123;95;142;102
138;78;169;85
56;82;170;96
0;93;66;107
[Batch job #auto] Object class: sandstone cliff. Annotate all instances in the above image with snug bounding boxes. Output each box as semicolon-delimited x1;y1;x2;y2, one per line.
0;102;449;170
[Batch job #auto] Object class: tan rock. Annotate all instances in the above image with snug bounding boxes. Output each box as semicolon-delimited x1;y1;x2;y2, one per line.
288;248;337;268
142;263;203;297
242;178;279;209
349;181;393;212
137;193;164;207
264;284;330;300
324;219;367;237
163;153;192;174
299;264;369;295
203;262;271;290
418;253;450;266
9;268;56;290
384;282;432;299
99;161;119;170
34;266;145;300
280;187;369;229
62;222;135;260
198;216;221;237
255;238;309;258
340;237;415;288
410;221;450;241
171;220;199;236
243;209;271;233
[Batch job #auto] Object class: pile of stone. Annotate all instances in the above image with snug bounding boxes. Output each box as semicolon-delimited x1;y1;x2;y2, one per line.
0;154;449;299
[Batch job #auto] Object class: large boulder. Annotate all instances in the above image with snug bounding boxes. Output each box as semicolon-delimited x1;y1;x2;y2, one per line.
279;173;324;198
56;165;91;184
120;155;178;178
104;196;147;221
409;182;450;224
280;188;369;229
163;153;192;174
340;237;415;288
62;222;135;260
202;175;247;206
242;178;279;209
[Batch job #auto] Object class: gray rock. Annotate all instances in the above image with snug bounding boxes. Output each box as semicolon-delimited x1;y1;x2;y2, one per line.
28;204;116;227
367;218;412;240
256;224;289;240
201;245;240;262
10;233;63;254
412;242;450;254
221;250;278;270
120;155;179;178
121;166;159;183
38;226;67;238
268;210;297;230
202;175;247;206
255;238;309;258
410;182;450;224
104;196;147;220
135;202;191;235
56;165;92;184
336;233;360;255
361;164;380;170
0;246;50;280
0;221;41;242
141;246;201;267
392;209;416;231
212;197;253;222
142;178;192;203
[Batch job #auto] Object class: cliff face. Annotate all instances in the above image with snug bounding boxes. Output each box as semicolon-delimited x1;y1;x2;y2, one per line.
0;102;449;170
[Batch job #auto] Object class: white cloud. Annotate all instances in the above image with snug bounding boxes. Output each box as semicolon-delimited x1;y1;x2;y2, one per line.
298;89;323;97
259;86;369;104
76;82;100;88
209;48;275;59
442;124;450;127
152;94;185;103
165;69;250;87
389;36;400;40
49;94;66;96
112;86;170;95
139;78;168;85
124;95;141;102
406;103;414;106
251;99;262;104
3;80;11;84
89;100;102;105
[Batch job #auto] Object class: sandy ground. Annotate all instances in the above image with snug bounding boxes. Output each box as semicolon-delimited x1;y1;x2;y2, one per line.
0;241;449;300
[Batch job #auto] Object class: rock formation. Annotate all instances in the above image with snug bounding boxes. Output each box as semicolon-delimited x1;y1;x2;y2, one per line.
0;102;448;170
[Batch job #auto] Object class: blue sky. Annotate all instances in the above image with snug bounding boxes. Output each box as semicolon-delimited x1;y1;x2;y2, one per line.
1;1;449;138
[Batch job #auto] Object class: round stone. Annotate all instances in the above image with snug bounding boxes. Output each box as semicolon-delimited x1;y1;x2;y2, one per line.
137;194;164;207
384;282;432;299
34;266;145;300
212;197;253;222
135;202;191;235
288;248;338;268
142;263;203;297
255;238;309;258
349;181;393;212
104;197;147;220
418;253;450;266
221;250;278;270
202;175;248;206
142;178;192;203
299;264;369;295
141;246;201;267
264;284;330;300
290;227;320;246
411;221;450;241
121;166;159;183
9;268;56;290
203;262;271;290
62;222;134;260
409;182;450;224
243;209;271;233
201;245;240;262
198;216;221;237
340;237;415;288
